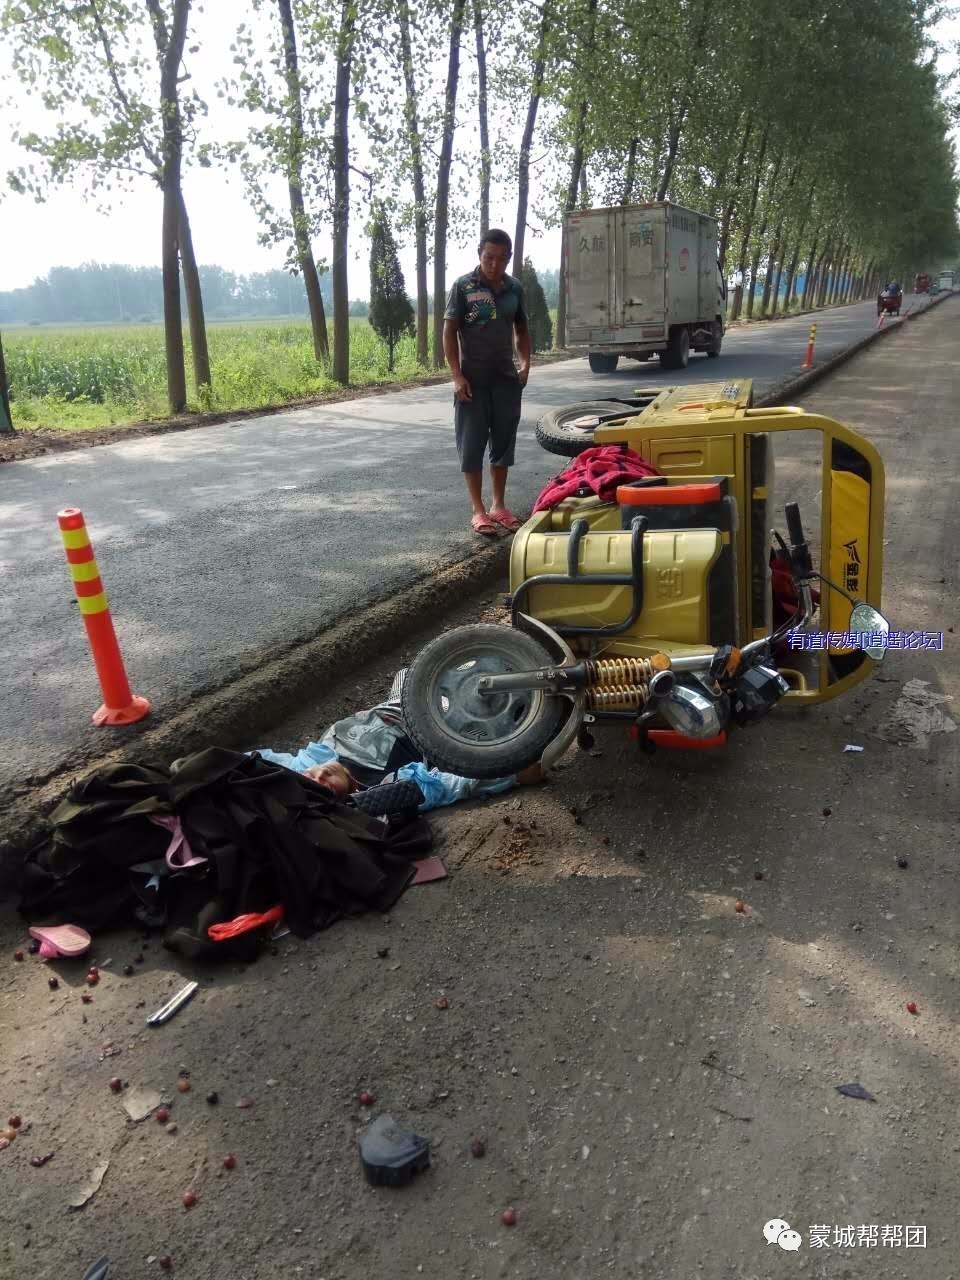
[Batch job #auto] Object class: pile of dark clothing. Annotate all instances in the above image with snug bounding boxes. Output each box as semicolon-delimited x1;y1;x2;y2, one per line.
19;747;432;962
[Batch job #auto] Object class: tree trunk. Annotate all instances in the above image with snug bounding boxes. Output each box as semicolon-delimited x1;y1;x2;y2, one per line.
176;194;211;393
759;233;779;317
655;0;711;201
811;252;826;307
767;242;785;317
822;245;842;307
277;0;328;362
554;139;584;351
814;242;833;308
0;330;13;432
780;207;812;315
148;0;189;414
800;228;821;308
579;162;589;206
555;0;597;349
621;137;639;204
728;126;768;321
655;115;684;202
833;256;848;305
331;0;356;384
861;257;876;300
780;236;801;314
718;115;752;270
432;0;467;368
759;161;801;316
745;150;783;319
397;0;428;367
473;0;490;234
514;3;549;267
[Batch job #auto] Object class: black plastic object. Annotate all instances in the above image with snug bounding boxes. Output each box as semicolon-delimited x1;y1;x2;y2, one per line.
784;502;814;579
835;1082;877;1102
359;1114;430;1187
352;779;424;819
81;1259;112;1280
730;665;789;725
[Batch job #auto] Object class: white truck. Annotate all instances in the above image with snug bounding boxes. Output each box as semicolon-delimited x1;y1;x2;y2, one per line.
563;202;727;374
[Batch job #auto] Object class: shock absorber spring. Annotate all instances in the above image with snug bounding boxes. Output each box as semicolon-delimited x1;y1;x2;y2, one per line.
585;656;665;685
585;683;650;710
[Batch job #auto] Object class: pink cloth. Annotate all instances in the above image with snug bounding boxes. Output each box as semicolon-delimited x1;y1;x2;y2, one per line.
533;444;661;512
150;814;207;870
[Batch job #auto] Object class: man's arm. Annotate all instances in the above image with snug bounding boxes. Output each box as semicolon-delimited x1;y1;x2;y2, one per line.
443;318;472;402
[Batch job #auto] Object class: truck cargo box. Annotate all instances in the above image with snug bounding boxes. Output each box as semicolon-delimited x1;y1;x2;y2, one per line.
564;202;725;373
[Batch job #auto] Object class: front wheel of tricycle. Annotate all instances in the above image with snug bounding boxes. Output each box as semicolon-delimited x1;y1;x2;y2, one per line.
401;624;571;779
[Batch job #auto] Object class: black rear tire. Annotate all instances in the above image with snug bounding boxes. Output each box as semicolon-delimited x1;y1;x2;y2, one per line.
706;320;723;358
535;399;641;457
401;624;570;778
588;352;620;373
659;326;690;371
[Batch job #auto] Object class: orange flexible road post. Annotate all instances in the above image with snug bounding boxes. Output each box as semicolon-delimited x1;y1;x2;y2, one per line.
801;323;817;369
57;507;151;726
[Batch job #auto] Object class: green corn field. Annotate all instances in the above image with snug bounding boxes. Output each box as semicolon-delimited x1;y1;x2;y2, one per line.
3;319;435;431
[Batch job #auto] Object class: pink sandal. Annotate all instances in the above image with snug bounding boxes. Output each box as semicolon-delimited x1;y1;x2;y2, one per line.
28;923;92;960
471;512;499;537
488;508;522;532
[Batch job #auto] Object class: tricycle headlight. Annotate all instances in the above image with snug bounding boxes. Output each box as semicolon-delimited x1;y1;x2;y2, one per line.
660;683;725;738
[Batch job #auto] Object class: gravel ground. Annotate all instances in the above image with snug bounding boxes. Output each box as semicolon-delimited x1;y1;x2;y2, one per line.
0;303;957;1280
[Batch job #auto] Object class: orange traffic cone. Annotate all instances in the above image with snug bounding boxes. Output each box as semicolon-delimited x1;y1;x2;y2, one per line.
58;507;150;726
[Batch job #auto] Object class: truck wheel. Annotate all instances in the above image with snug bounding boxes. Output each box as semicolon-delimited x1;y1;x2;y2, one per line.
659;327;690;371
535;400;639;457
706;321;723;358
401;624;570;779
588;352;619;373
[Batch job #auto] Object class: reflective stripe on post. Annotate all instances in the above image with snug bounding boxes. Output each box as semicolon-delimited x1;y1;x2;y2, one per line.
57;507;151;726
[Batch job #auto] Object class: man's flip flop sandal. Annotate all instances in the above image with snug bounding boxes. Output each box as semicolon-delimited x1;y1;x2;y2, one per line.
488;509;522;532
470;513;499;536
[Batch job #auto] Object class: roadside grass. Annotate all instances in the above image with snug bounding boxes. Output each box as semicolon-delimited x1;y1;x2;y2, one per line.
4;318;439;432
5;298;863;433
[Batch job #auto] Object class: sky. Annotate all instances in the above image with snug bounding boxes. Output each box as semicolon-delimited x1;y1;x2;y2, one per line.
0;2;561;297
1;6;958;299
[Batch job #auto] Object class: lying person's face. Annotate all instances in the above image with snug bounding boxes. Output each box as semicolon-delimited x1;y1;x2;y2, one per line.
304;761;355;797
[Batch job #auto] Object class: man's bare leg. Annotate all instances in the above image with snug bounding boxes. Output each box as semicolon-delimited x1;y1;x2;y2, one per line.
465;471;486;516
488;463;508;514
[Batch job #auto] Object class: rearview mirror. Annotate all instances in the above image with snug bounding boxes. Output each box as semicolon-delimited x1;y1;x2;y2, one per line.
849;602;890;661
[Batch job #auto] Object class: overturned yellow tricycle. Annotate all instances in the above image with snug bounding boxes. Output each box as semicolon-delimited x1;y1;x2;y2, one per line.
402;379;889;778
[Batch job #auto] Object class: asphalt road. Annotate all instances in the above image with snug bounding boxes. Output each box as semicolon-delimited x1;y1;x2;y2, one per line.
0;302;956;1279
0;294;937;800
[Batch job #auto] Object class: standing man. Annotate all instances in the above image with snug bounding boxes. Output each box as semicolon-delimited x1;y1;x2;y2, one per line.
443;228;531;536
